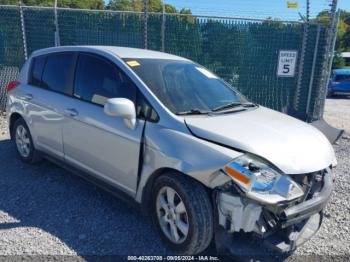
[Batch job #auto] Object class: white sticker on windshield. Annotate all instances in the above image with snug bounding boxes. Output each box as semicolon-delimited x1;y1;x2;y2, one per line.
195;67;218;79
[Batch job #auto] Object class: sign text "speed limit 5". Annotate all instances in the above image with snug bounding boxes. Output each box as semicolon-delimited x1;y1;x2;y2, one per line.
277;50;298;77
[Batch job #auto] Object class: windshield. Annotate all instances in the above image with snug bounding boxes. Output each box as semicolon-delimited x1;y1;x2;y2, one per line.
123;58;247;114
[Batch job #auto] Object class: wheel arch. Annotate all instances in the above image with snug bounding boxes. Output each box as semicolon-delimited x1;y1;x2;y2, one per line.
140;167;212;214
9;112;23;139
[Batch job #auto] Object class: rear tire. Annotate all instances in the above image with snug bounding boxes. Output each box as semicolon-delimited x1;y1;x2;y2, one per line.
151;173;214;255
12;118;40;164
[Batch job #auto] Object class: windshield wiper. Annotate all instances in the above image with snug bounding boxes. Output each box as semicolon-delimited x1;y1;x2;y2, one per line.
212;102;257;112
177;103;257;115
241;103;258;108
176;109;211;115
212;102;256;112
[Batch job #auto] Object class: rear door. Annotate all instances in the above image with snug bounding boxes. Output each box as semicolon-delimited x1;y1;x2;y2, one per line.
62;52;145;196
24;52;76;159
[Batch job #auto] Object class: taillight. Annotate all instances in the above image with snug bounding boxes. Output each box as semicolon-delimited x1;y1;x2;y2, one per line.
7;80;20;93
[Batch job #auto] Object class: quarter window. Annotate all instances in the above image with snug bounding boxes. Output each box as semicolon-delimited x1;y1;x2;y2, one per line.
29;56;46;87
41;53;75;94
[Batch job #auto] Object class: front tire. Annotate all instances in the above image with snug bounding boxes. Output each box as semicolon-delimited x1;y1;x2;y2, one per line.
151;173;214;255
12;118;40;163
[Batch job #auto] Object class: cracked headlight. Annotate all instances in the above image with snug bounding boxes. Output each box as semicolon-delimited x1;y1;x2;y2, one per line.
224;154;304;204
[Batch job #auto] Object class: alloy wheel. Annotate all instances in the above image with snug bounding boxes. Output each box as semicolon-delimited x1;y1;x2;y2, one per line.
15;125;31;158
156;186;189;244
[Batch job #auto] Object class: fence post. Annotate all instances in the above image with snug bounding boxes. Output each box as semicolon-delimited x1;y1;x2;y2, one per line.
312;0;339;121
305;24;321;118
143;0;148;49
161;3;165;52
54;0;60;46
19;1;28;60
293;22;308;114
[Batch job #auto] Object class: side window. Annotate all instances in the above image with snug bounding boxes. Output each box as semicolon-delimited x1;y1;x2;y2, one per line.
29;56;46;86
74;53;136;106
74;53;158;121
41;53;75;94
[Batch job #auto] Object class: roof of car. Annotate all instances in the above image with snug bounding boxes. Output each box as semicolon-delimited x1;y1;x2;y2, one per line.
333;69;350;75
32;46;189;61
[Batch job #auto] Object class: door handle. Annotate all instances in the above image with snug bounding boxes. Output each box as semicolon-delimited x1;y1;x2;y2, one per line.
64;108;79;117
21;93;33;100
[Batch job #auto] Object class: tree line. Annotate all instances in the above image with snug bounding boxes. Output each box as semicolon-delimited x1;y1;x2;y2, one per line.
334;10;350;68
1;0;349;69
317;10;350;68
0;0;191;14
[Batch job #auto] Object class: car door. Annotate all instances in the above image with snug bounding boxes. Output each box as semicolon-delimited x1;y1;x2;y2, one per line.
23;52;76;159
62;52;145;196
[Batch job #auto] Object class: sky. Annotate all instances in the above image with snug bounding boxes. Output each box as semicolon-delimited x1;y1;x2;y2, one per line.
162;0;350;20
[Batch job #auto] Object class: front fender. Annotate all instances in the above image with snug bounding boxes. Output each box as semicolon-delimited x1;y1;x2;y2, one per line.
135;122;241;203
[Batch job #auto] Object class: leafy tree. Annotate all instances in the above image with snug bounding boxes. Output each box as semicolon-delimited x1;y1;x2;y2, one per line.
343;29;350;51
0;0;104;9
336;10;350;52
164;4;176;13
107;0;133;11
59;0;104;9
316;9;350;68
107;0;187;14
316;10;330;24
179;8;191;15
332;51;346;69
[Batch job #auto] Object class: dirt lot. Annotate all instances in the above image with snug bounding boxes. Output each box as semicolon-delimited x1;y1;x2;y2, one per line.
0;99;349;260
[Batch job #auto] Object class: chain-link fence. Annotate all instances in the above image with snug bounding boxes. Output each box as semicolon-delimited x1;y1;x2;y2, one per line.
0;4;338;122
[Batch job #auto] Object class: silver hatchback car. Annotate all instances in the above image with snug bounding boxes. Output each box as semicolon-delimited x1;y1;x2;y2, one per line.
7;46;336;255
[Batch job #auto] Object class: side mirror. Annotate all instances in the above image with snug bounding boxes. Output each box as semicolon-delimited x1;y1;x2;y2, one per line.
104;98;137;129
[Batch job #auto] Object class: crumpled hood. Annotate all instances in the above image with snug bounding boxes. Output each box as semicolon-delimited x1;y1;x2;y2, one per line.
185;106;336;174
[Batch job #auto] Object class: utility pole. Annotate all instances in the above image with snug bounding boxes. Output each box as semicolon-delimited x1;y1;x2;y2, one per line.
143;0;148;49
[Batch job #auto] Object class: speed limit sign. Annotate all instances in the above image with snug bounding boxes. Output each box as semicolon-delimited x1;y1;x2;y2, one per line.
277;50;298;77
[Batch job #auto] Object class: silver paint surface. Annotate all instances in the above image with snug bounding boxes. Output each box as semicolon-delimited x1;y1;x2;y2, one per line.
185;106;336;174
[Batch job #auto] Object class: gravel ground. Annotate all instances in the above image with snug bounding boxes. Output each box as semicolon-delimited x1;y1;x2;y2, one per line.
324;96;350;133
0;100;349;260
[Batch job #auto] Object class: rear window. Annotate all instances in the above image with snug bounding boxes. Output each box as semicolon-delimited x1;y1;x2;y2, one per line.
41;53;75;94
29;56;46;86
334;74;350;82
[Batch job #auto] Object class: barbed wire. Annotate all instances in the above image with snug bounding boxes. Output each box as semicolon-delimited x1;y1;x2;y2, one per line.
8;1;337;21
162;0;335;21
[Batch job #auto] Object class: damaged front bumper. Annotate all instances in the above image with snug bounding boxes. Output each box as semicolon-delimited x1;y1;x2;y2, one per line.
215;168;333;255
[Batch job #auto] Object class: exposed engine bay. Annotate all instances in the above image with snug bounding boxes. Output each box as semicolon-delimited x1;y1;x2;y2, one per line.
215;167;333;255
